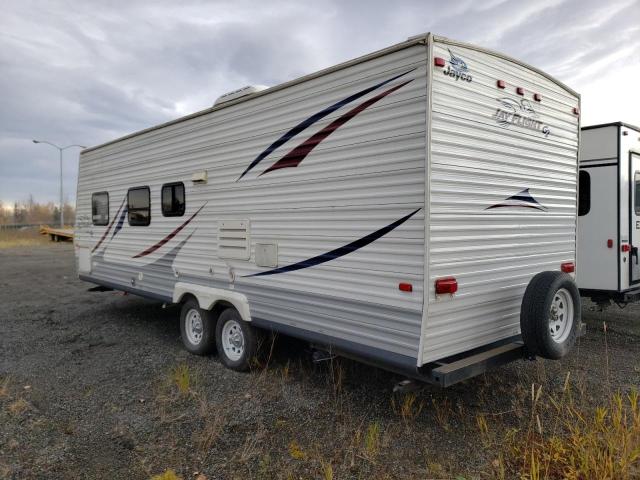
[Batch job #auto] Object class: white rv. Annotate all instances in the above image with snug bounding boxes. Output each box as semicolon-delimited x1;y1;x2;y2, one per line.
577;122;640;306
75;33;582;386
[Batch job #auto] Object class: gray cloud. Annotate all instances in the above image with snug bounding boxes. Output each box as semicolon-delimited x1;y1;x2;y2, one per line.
1;0;638;205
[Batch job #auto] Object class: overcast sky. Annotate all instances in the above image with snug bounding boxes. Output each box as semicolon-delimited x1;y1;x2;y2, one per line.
1;0;639;206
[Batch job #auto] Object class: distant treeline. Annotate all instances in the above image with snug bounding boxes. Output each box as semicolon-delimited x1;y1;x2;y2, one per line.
0;195;75;225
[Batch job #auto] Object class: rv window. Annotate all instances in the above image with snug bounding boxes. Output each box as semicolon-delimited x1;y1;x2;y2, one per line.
161;182;185;217
91;192;109;225
578;170;590;216
635;172;640;215
128;187;151;226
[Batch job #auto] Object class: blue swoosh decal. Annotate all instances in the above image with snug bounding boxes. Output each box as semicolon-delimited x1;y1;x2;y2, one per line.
245;208;421;277
485;188;547;211
111;205;128;239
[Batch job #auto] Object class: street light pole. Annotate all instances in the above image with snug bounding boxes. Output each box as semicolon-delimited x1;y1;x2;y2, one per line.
32;140;86;228
59;147;63;228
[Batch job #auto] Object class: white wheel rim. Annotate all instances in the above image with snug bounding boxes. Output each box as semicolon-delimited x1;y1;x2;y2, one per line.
185;308;203;345
549;288;574;343
221;320;244;362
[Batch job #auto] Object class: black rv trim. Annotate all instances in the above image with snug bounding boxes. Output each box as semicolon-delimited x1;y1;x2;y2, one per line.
617;125;621;292
252;317;532;387
79;274;173;303
76;273;581;386
629;151;640;286
251;317;419;374
582;122;640;132
580;162;618;169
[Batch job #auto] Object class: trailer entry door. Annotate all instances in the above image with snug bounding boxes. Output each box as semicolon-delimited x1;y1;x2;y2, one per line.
631;154;640;284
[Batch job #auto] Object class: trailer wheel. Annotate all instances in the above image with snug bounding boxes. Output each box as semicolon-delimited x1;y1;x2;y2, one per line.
520;271;581;360
180;297;216;355
215;308;259;372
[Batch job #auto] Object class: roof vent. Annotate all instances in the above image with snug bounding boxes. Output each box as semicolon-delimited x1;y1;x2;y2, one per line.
214;85;268;106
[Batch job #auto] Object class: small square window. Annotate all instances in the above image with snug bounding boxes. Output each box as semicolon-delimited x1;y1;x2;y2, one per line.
92;192;109;225
128;187;151;226
161;182;185;217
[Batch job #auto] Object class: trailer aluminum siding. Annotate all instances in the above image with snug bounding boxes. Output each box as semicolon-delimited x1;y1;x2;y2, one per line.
75;34;580;371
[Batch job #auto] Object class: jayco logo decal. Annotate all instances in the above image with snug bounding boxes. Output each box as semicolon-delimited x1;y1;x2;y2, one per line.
443;49;472;82
494;98;550;137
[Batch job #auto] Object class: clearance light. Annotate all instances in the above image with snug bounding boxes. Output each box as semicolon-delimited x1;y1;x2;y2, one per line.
621;244;631;252
561;262;575;273
516;87;525;95
435;277;458;295
573;107;580;115
497;80;506;89
607;239;613;248
534;93;542;102
399;282;413;292
434;57;446;67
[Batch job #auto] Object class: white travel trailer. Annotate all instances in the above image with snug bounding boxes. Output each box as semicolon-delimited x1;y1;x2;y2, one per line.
75;33;582;386
577;122;640;306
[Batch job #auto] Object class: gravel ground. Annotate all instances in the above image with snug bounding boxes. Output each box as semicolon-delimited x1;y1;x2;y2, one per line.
0;243;638;479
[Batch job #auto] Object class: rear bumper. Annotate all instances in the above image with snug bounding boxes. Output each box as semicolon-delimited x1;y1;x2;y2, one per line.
418;322;586;387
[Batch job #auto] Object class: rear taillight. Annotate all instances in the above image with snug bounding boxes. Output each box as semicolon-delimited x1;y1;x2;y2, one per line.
399;282;413;292
435;277;458;295
561;262;575;273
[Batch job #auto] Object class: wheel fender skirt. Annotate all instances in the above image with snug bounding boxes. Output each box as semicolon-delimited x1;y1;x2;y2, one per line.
173;282;251;321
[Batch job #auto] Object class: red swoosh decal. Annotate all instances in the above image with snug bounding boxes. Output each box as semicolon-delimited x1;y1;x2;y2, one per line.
132;203;206;258
92;196;126;253
260;79;414;175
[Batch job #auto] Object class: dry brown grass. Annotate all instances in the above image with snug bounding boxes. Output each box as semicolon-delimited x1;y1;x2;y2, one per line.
140;329;638;480
477;379;640;479
392;392;424;424
170;363;192;395
0;377;9;398
0;228;50;249
196;398;227;453
7;397;29;415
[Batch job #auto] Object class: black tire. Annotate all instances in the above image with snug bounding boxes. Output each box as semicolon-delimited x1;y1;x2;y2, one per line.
520;271;581;360
215;308;260;371
179;297;216;355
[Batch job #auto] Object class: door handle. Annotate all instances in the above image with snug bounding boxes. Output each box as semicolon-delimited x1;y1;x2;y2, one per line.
632;246;639;265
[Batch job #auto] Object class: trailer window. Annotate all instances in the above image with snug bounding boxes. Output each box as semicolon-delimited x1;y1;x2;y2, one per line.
91;192;109;225
635;172;640;215
128;187;151;226
161;182;185;217
578;170;590;216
